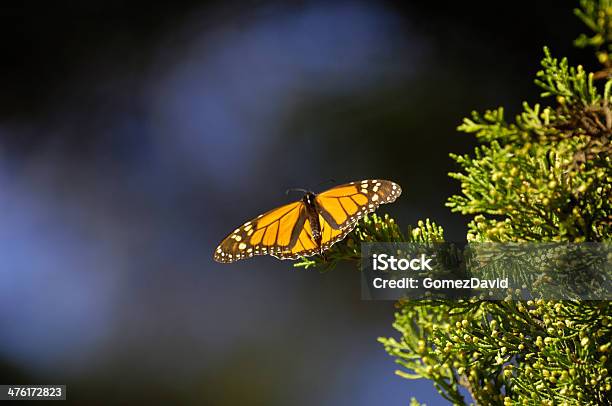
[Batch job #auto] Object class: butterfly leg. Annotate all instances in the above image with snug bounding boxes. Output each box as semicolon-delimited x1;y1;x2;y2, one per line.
319;247;329;263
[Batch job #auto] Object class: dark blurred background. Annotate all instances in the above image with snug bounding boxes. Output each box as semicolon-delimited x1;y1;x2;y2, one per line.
0;1;594;405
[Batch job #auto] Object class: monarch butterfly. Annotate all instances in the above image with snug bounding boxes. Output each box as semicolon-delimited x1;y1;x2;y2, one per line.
213;179;401;263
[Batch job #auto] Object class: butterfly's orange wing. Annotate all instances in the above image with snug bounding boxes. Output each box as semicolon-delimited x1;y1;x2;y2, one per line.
315;179;401;250
214;179;401;263
214;201;320;263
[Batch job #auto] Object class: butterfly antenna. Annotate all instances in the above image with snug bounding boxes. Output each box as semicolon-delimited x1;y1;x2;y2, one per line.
315;179;336;189
285;188;309;196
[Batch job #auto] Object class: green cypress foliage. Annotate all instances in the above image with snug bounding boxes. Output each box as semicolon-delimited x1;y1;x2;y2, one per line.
297;1;611;404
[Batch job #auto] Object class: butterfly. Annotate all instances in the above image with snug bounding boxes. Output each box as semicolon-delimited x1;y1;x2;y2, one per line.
213;179;401;263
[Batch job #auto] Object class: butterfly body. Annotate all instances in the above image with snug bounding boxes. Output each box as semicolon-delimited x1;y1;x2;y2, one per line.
302;192;323;253
214;180;401;263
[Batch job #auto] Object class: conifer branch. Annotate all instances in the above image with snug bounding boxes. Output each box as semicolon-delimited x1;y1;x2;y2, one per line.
293;1;612;403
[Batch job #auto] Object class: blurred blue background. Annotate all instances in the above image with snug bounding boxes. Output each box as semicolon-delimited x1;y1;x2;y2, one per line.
0;1;591;404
